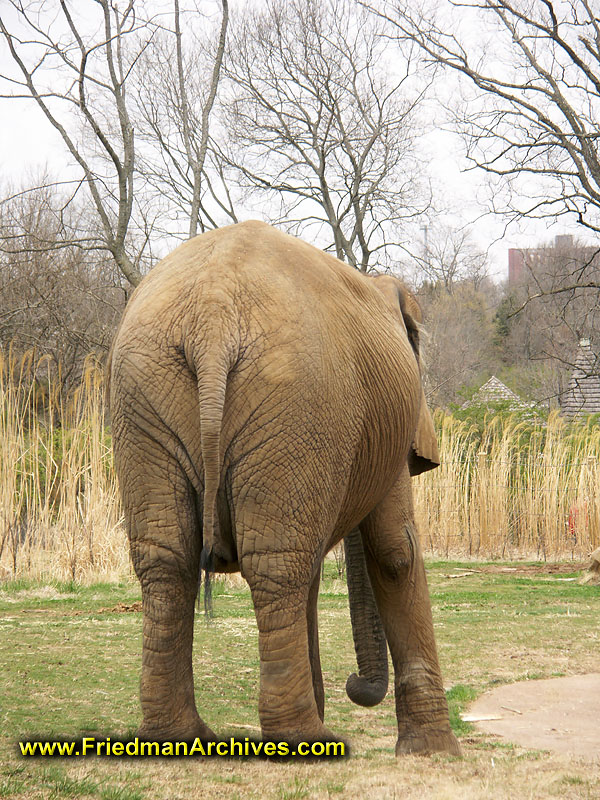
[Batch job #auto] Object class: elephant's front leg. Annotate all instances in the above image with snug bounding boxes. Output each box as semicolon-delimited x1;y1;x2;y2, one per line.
242;549;332;743
307;569;325;721
361;469;461;756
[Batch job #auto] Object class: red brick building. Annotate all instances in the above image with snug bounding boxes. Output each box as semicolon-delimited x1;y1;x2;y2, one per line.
508;234;598;286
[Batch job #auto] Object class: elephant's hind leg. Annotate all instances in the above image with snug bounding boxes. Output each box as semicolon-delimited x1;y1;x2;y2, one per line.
119;443;214;742
360;469;460;757
239;527;332;743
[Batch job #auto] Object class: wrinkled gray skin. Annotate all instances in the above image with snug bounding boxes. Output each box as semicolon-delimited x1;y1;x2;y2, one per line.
108;221;460;756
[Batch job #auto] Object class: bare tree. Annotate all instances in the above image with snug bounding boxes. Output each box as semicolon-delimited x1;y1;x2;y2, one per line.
381;0;600;236
221;0;431;271
0;1;159;286
418;280;497;407
416;222;488;292
134;0;232;239
375;0;600;393
0;181;125;386
1;1;232;285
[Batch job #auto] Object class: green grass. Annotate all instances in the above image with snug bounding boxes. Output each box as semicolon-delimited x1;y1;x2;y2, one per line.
278;776;310;799
1;560;598;799
445;685;479;737
0;580;141;613
0;762;150;800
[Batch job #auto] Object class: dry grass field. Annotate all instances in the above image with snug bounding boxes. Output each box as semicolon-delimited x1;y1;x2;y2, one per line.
0;563;599;800
0;351;126;584
1;350;599;797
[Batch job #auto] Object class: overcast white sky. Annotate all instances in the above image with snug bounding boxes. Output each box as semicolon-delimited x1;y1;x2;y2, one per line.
0;3;590;283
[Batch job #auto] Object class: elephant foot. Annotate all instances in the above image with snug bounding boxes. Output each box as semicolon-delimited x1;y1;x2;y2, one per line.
137;716;216;743
396;727;461;757
261;720;339;746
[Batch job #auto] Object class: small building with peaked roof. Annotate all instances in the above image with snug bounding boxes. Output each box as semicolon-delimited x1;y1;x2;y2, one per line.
461;376;530;411
560;338;600;418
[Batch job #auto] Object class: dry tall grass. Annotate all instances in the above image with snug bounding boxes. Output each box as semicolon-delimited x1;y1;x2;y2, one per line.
0;349;128;582
414;410;600;559
1;352;598;582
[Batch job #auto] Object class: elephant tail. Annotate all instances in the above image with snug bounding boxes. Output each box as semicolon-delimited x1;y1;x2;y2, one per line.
196;327;238;615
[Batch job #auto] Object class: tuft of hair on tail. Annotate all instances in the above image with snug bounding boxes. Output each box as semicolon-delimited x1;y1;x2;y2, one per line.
197;545;214;619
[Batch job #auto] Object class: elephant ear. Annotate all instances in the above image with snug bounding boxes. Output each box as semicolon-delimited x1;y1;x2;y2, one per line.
393;282;440;476
371;276;440;475
408;387;440;476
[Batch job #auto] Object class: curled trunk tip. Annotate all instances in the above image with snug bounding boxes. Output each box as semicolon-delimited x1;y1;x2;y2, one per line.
346;672;388;707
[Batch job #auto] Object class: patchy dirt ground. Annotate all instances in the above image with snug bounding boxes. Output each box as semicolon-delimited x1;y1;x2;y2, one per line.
442;563;587;577
479;563;587;575
465;674;600;761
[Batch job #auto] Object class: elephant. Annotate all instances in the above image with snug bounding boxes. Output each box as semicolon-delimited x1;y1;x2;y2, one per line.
107;220;460;757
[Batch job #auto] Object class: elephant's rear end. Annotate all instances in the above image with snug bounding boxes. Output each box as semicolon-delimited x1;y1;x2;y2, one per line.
109;220;422;592
107;222;358;741
106;221;457;752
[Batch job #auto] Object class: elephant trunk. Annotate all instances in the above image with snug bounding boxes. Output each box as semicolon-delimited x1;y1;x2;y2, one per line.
344;527;388;707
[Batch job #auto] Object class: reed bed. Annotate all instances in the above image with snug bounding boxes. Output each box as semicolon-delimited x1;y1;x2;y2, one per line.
0;349;128;583
1;350;598;582
414;410;600;559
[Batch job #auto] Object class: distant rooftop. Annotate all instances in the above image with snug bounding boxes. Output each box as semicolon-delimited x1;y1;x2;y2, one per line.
461;376;529;411
560;339;600;418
